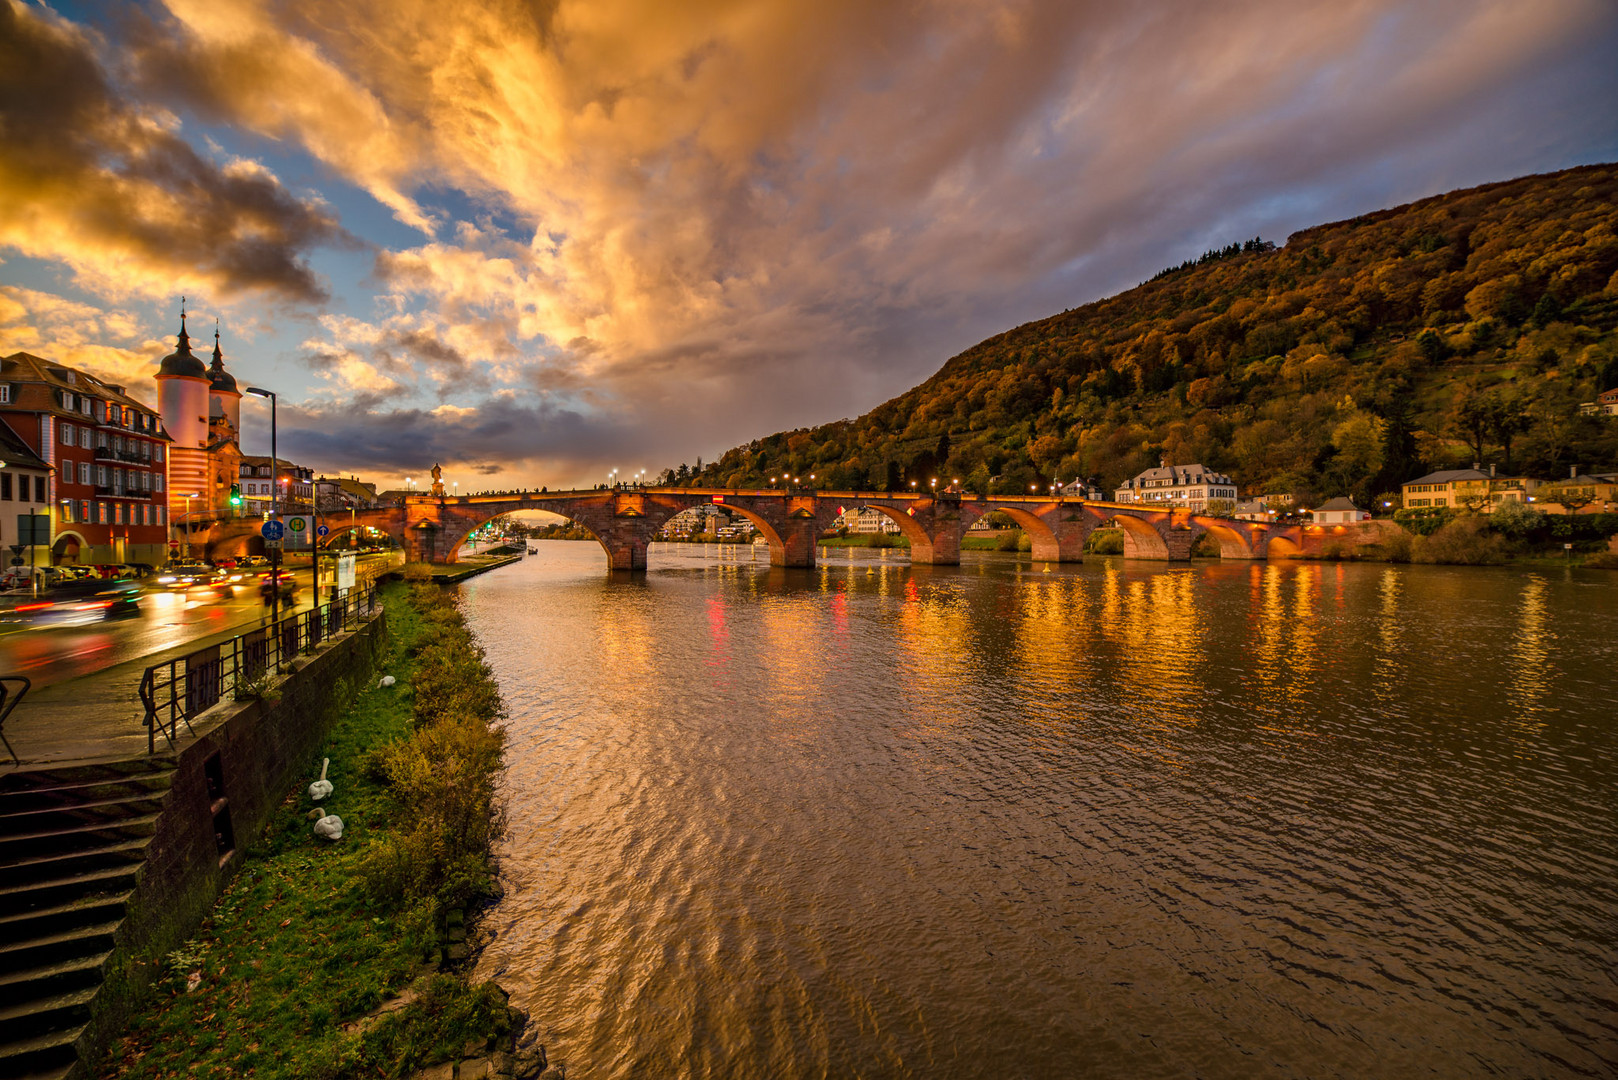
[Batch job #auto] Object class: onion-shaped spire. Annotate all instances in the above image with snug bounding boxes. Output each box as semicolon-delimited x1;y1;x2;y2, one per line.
158;298;206;379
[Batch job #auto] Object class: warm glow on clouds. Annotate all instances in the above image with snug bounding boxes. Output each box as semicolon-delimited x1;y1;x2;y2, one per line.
2;0;1615;485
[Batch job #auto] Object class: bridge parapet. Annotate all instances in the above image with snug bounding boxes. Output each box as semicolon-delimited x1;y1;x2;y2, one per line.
190;487;1363;571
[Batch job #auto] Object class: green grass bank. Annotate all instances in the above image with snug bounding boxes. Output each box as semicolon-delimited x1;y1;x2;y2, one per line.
102;582;528;1080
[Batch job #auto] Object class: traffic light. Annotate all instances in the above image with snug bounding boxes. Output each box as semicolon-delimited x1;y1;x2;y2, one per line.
229;483;242;506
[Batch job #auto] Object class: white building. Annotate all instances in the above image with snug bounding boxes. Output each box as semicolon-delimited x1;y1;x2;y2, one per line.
1113;462;1237;510
1059;479;1106;499
836;506;902;534
1311;497;1371;524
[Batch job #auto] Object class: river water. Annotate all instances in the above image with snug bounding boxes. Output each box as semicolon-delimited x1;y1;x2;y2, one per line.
462;543;1618;1079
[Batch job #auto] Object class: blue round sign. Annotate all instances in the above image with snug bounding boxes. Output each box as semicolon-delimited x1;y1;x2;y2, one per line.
316;524;330;537
260;520;285;540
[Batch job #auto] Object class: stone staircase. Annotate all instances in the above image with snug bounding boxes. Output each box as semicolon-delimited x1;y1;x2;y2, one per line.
0;759;175;1080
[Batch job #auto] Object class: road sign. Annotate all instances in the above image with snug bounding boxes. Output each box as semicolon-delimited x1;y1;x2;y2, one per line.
261;520;285;540
316;524;330;537
265;538;284;550
337;552;356;590
16;514;49;546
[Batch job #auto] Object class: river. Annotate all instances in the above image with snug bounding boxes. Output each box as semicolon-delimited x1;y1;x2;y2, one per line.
461;542;1618;1079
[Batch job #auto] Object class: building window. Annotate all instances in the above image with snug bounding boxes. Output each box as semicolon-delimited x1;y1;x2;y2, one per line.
0;474;10;500
34;476;44;503
80;499;91;521
0;385;8;403
60;422;74;446
155;445;164;463
78;462;91;485
156;475;165;493
157;506;165;526
98;502;108;524
114;503;123;525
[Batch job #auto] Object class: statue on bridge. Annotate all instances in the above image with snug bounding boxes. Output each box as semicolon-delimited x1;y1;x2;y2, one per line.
430;463;446;497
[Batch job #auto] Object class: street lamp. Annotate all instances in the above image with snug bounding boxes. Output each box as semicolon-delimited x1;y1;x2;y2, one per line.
180;492;197;558
245;386;283;623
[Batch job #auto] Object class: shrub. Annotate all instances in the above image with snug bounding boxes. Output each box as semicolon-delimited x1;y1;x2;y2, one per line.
1487;499;1544;539
1086;528;1124;555
868;530;901;549
1394;507;1456;536
401;562;434;582
1373;529;1414;562
1017;531;1033;552
1583;551;1618;569
1413;516;1509;565
1320;539;1358;561
996;529;1024;551
363;586;506;908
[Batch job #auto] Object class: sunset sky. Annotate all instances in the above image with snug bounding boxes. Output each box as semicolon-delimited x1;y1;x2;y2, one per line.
2;0;1616;489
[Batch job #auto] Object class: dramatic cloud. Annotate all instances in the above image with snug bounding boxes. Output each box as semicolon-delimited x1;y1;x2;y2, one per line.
0;0;351;304
4;0;1617;485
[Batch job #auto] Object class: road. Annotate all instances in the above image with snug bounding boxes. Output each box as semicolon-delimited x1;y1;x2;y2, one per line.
0;554;399;691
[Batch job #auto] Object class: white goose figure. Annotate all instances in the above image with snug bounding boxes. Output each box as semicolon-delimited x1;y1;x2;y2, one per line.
314;812;344;840
378;675;396;688
308;758;333;801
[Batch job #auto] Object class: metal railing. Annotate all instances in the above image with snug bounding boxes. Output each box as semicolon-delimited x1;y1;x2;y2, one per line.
138;585;380;753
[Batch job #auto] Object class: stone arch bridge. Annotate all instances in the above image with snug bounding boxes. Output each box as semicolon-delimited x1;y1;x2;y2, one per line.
200;489;1379;570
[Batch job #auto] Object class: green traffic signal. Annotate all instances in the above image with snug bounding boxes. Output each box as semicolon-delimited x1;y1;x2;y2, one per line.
229;483;242;506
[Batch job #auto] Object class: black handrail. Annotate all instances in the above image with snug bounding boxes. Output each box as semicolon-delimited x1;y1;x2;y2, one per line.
138;586;379;753
0;675;30;764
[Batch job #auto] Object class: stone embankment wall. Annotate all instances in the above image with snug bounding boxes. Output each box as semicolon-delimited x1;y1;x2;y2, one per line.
79;615;388;1076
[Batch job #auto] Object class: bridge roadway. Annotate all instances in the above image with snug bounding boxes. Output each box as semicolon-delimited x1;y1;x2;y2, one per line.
198;489;1377;570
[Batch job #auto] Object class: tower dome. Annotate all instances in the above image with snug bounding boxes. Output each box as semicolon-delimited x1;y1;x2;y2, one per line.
157;311;207;380
208;329;239;395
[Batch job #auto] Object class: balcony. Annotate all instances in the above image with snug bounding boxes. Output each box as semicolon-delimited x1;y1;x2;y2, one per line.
91;446;149;464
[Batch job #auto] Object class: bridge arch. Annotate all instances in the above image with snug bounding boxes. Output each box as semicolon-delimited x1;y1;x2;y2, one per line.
966;503;1063;559
846;502;933;552
1266;534;1303;558
693;502;788;562
1194;521;1256;559
1098;513;1171;559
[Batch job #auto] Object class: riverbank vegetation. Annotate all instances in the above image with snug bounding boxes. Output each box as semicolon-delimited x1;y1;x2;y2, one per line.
659;164;1618;508
1312;505;1618;566
104;582;512;1080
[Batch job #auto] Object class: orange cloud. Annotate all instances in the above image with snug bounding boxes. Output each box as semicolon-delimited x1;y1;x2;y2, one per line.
0;0;352;304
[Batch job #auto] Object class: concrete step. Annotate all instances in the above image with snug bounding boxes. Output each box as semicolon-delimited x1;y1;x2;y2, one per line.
0;837;149;888
0;815;159;861
0;921;120;977
0;1023;84;1080
0;793;166;833
0;893;129;942
0;986;96;1050
0;773;173;815
0;758;175;794
0;866;139;918
0;952;107;1010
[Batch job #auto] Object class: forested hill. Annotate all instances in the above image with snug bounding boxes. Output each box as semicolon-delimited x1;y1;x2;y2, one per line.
674;164;1618;504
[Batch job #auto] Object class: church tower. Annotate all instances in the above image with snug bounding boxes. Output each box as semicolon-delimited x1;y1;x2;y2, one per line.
208;325;242;436
155;304;211;524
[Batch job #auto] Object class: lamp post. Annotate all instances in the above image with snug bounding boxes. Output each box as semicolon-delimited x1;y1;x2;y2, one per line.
181;492;196;558
245;386;281;624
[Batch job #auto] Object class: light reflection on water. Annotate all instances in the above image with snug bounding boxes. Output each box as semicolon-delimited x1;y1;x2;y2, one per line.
463;543;1618;1079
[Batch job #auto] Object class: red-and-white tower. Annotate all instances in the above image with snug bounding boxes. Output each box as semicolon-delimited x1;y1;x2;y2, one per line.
155;306;211;524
